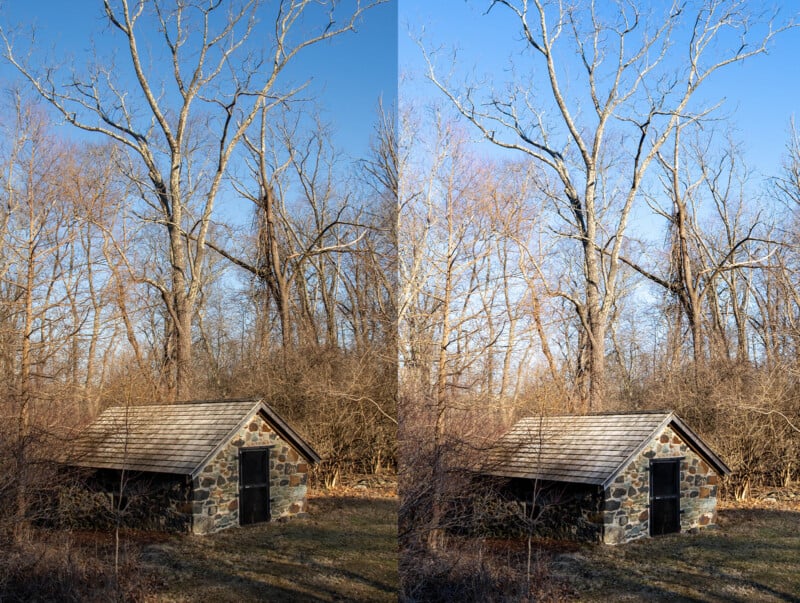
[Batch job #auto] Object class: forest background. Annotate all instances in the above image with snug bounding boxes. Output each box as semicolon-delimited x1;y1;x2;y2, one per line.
0;0;799;598
398;1;800;595
0;0;398;548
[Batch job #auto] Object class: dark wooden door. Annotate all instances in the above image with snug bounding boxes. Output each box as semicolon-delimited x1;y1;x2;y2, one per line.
650;458;681;536
239;448;271;525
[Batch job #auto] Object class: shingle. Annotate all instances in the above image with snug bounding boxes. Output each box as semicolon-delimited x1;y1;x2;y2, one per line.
483;412;673;486
66;398;320;475
484;411;732;486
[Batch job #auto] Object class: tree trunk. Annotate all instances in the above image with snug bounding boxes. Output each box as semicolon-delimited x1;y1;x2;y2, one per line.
428;190;456;551
583;217;606;412
14;235;35;543
173;296;193;401
586;318;606;413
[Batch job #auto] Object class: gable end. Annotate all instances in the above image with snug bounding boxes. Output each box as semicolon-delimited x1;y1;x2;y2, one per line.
601;413;730;488
190;400;320;478
669;415;731;477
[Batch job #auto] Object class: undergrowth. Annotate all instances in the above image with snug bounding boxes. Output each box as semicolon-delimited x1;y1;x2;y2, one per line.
0;531;150;602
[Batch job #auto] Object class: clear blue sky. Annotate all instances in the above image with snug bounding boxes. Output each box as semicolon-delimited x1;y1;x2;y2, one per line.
0;1;397;163
400;1;800;181
0;1;396;236
3;1;796;190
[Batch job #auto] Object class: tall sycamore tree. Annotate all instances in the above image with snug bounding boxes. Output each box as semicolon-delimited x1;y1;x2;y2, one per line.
423;0;788;410
3;0;384;399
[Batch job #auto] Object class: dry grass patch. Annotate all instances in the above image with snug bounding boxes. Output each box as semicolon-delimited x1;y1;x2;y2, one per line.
400;536;575;602
0;532;149;602
140;485;397;602
1;483;397;602
551;501;800;602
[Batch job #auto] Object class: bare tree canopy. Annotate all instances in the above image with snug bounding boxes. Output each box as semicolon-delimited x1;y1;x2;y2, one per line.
1;0;386;399
0;4;397;559
419;0;792;410
400;7;800;595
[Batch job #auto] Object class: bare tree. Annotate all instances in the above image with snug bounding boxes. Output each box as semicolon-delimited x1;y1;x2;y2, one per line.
58;143;132;413
422;0;787;410
623;127;769;371
2;0;384;399
341;102;397;355
0;98;78;540
199;106;370;358
758;122;800;369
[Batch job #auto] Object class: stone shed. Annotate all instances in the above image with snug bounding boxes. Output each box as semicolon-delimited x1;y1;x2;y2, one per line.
68;398;320;534
483;411;730;544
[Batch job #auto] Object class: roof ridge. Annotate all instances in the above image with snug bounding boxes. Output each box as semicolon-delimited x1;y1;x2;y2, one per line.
106;397;261;409
517;410;671;420
587;409;672;416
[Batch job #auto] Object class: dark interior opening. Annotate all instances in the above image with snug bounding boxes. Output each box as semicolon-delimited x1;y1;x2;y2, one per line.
239;447;271;525
650;458;681;536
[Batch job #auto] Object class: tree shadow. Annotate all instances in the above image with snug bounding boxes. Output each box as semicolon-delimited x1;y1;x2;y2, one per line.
550;507;800;602
139;495;398;602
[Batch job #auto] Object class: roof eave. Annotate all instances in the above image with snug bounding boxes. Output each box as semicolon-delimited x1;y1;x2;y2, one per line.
68;460;194;476
669;414;732;476
483;470;605;486
256;401;321;465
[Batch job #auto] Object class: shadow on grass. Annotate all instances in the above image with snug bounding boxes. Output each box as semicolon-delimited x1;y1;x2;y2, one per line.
552;508;800;603
140;496;398;602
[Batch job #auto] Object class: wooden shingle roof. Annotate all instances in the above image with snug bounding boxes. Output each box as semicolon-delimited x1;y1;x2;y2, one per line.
68;398;320;477
483;411;730;488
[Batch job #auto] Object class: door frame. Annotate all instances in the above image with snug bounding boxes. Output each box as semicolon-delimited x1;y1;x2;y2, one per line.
238;446;273;525
649;457;682;536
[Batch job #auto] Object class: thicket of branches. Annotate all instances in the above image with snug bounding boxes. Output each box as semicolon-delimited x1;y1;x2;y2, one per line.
400;110;800;486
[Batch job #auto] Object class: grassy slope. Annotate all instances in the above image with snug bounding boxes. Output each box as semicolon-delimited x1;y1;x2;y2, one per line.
140;488;398;602
552;504;800;602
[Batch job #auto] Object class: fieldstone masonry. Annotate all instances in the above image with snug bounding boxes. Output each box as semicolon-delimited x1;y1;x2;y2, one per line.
191;414;310;535
602;425;718;544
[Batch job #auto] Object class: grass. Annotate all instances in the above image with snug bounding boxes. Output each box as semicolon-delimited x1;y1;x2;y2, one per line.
550;501;800;602
139;486;398;602
404;497;800;602
2;482;397;602
8;486;797;601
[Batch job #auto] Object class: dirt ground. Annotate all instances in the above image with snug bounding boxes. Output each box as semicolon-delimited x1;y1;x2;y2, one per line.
550;493;800;602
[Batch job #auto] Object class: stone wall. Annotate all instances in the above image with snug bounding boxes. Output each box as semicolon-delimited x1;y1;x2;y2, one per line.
191;413;310;535
602;425;719;544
